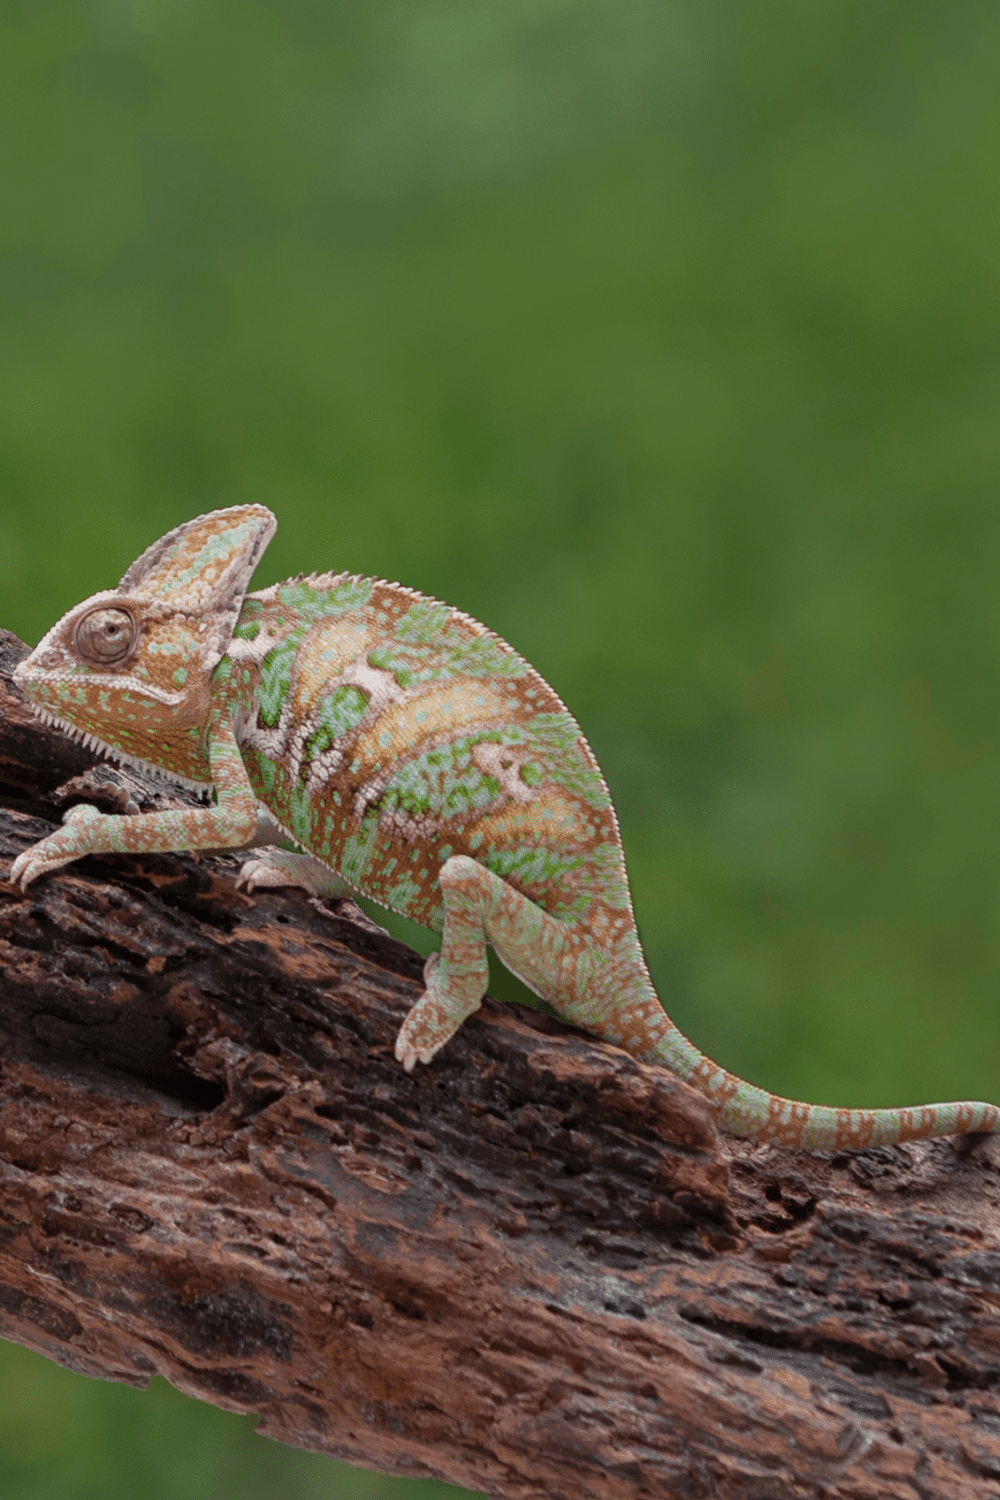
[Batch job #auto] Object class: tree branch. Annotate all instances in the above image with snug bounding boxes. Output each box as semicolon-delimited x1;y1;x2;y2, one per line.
1;629;999;1499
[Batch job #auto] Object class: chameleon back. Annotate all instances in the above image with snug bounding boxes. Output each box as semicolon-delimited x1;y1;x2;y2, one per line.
220;574;637;938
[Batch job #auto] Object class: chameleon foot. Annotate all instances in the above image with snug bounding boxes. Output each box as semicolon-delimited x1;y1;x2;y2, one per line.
237;847;355;900
10;846;77;890
395;951;482;1073
10;804;105;889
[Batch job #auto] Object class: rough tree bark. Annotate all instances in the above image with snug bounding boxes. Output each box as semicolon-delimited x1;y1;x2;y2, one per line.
0;627;999;1500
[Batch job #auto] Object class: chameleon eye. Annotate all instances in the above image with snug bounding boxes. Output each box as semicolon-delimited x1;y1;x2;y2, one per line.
73;606;138;666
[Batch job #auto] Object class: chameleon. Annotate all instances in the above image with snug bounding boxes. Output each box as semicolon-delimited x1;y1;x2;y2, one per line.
8;505;999;1149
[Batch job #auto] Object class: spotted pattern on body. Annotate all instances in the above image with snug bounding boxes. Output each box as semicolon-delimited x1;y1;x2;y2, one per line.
224;575;631;940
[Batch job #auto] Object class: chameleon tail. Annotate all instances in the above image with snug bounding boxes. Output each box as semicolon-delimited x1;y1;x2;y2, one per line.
656;1015;1000;1147
623;994;1000;1147
389;855;998;1148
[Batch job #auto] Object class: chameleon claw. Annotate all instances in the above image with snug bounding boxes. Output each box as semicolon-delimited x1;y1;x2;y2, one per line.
394;1016;422;1070
10;816;104;889
394;1022;438;1072
236;855;297;894
10;850;71;890
392;952;485;1072
237;848;355;901
397;1044;418;1074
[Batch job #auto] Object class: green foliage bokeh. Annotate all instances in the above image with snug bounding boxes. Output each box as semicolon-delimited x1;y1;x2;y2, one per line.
2;1;1000;1494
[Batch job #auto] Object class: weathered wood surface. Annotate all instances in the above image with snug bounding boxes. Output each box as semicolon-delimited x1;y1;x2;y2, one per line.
1;627;1000;1499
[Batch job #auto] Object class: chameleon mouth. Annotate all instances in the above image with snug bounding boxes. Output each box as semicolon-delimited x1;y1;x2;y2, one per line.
14;665;188;708
26;704;111;758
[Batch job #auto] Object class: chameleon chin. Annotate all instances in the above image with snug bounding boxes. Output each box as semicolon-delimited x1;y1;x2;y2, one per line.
11;506;998;1149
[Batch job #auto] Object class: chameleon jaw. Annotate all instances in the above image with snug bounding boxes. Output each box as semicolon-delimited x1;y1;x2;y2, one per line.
18;703;215;795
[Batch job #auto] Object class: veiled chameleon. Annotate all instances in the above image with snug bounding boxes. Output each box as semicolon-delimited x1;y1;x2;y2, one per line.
11;507;998;1147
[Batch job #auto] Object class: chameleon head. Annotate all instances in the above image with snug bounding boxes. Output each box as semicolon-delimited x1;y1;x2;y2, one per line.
14;505;277;787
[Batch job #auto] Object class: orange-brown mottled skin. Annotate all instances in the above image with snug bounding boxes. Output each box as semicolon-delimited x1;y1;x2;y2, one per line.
223;578;631;944
11;506;1000;1149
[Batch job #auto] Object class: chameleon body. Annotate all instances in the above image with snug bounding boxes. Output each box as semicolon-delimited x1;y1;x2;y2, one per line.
10;506;1000;1149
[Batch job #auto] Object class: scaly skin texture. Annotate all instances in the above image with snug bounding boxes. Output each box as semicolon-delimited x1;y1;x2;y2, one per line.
10;506;999;1148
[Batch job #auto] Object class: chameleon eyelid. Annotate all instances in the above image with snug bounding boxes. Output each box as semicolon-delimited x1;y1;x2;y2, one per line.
72;603;140;667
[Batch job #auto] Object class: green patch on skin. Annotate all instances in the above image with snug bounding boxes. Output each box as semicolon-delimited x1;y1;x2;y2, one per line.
367;601;528;689
485;844;584;889
288;782;314;844
520;760;545;787
524;713;610;811
172;668;188;687
550;893;594;922
498;839;629;911
303;684;370;770
586;844;632;908
385;873;422;915
395;598;450;643
233;620;260;642
277;576;374;622
245;748;277;798
256;631;305;727
340;808;381;886
379;732;509;820
427;900;445;932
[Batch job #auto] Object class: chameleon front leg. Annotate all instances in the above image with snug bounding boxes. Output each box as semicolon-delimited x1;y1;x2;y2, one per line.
10;725;258;889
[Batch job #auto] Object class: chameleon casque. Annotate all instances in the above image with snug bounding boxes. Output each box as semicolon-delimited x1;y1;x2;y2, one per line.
9;505;999;1149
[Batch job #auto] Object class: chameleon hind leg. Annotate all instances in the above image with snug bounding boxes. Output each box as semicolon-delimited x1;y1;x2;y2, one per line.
394;853;670;1071
239;851;1000;1144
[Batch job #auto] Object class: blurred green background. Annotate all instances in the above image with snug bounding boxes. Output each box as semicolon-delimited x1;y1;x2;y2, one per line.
3;0;1000;1493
